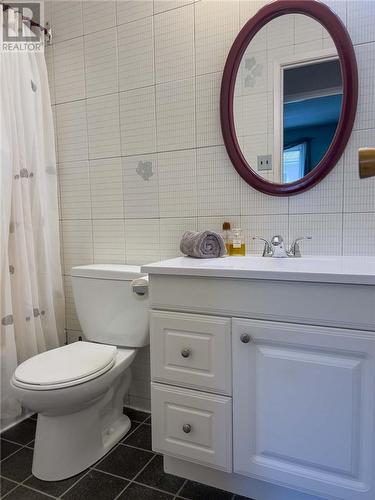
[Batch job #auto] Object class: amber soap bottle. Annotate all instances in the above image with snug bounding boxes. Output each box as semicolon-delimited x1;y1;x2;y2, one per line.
222;221;232;255
229;228;246;256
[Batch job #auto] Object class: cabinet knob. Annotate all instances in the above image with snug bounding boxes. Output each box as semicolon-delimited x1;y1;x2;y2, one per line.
240;333;251;344
181;347;191;358
182;424;192;434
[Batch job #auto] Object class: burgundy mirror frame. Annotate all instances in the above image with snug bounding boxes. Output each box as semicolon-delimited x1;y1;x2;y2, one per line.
220;0;358;196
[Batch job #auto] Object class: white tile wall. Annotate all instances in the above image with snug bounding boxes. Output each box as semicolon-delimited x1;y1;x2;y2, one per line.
196;72;223;147
90;157;124;219
354;42;375;131
196;146;241;216
347;0;375;45
239;1;268;29
84;27;118;98
241;215;289;255
48;0;375;411
93;219;126;263
87;93;121;159
59;161;91;220
116;0;153;25
156;78;195;151
343;130;375;213
61;219;93;274
343;213;375;255
160;218;197;259
289;160;344;214
56;100;88;163
154;4;195;84
54;37;85;103
158;149;197;217
294;14;324;45
154;0;195;14
267;15;294;50
44;46;55;105
195;0;239;75
117;17;154;91
124;219;160;265
241;179;289;216
83;1;116;34
120;86;156;155
123;155;159;219
63;275;81;331
289;214;343;256
52;1;84;43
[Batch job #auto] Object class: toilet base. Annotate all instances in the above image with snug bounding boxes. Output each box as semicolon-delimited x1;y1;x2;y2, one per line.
32;369;132;481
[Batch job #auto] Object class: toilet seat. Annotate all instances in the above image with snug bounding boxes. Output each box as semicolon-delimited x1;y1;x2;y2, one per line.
13;342;123;391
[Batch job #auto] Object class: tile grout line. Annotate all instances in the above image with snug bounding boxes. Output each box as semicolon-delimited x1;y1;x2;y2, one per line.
79;15;93;264
0;436;35;467
56;461;106;499
119;423;145;445
0;417;148;500
132;478;182;498
151;0;162;261
172;478;188;500
1;473;58;500
1;484;19;499
110;452;157;500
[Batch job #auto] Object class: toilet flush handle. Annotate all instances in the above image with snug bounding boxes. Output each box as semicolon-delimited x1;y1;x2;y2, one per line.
131;277;149;296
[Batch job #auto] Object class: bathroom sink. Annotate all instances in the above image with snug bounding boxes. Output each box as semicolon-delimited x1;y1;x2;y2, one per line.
142;255;375;285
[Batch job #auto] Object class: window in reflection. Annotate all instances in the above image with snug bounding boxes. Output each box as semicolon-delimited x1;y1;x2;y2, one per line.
283;142;308;183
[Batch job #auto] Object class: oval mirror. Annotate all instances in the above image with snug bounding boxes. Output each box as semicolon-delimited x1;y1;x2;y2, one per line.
221;0;358;196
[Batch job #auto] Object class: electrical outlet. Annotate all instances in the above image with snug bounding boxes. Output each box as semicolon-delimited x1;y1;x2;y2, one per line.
257;155;272;171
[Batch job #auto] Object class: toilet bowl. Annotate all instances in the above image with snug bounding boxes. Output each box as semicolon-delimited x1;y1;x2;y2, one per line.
11;265;149;481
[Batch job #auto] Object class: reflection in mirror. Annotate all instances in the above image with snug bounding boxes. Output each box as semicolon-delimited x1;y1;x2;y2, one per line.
233;13;343;185
282;59;342;183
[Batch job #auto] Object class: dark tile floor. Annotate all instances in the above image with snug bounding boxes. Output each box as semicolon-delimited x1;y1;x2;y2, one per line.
0;409;252;500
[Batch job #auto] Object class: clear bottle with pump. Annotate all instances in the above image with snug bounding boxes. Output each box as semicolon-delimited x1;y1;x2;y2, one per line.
222;222;231;255
229;228;246;256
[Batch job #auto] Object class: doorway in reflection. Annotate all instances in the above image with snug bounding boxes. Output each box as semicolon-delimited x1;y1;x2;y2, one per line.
282;59;343;183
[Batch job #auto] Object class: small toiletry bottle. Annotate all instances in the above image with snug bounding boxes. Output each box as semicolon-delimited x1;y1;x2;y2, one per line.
222;222;231;255
229;228;246;256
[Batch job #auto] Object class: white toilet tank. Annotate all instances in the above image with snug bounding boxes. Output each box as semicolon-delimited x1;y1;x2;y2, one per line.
71;265;149;348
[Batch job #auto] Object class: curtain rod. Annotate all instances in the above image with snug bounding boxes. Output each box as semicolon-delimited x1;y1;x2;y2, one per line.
2;3;51;39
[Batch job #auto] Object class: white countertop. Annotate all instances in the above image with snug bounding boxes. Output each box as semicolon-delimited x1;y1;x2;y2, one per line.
141;255;375;285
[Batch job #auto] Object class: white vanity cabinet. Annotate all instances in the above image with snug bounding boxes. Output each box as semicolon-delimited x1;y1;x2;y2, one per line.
232;319;375;500
143;256;375;500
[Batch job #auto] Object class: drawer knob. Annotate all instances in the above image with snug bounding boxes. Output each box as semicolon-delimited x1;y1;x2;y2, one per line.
240;333;251;344
182;424;192;434
181;347;191;358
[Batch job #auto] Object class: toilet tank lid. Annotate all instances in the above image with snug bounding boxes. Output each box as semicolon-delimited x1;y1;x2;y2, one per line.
71;264;146;281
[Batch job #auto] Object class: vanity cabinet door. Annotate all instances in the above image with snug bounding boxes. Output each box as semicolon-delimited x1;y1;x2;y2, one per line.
150;311;232;395
232;318;375;500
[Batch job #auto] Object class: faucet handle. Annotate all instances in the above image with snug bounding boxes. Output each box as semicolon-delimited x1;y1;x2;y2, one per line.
289;236;312;257
252;236;272;257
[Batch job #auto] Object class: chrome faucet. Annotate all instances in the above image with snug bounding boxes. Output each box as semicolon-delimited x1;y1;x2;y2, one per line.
252;235;312;258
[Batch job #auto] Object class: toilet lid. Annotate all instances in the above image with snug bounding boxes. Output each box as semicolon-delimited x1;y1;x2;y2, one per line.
14;342;117;387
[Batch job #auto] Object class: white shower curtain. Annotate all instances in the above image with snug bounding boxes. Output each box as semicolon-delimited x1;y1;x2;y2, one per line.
0;22;65;427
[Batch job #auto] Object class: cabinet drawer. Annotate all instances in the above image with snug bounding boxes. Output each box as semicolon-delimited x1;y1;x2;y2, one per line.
151;383;232;472
150;311;232;395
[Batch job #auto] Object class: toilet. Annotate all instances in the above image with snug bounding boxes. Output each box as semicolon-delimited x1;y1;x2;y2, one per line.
11;264;149;481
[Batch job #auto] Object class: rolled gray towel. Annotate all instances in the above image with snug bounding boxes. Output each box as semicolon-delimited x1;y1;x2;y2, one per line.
180;230;226;258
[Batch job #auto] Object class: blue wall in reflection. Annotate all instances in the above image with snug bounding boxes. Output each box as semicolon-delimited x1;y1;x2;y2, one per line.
283;94;342;176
